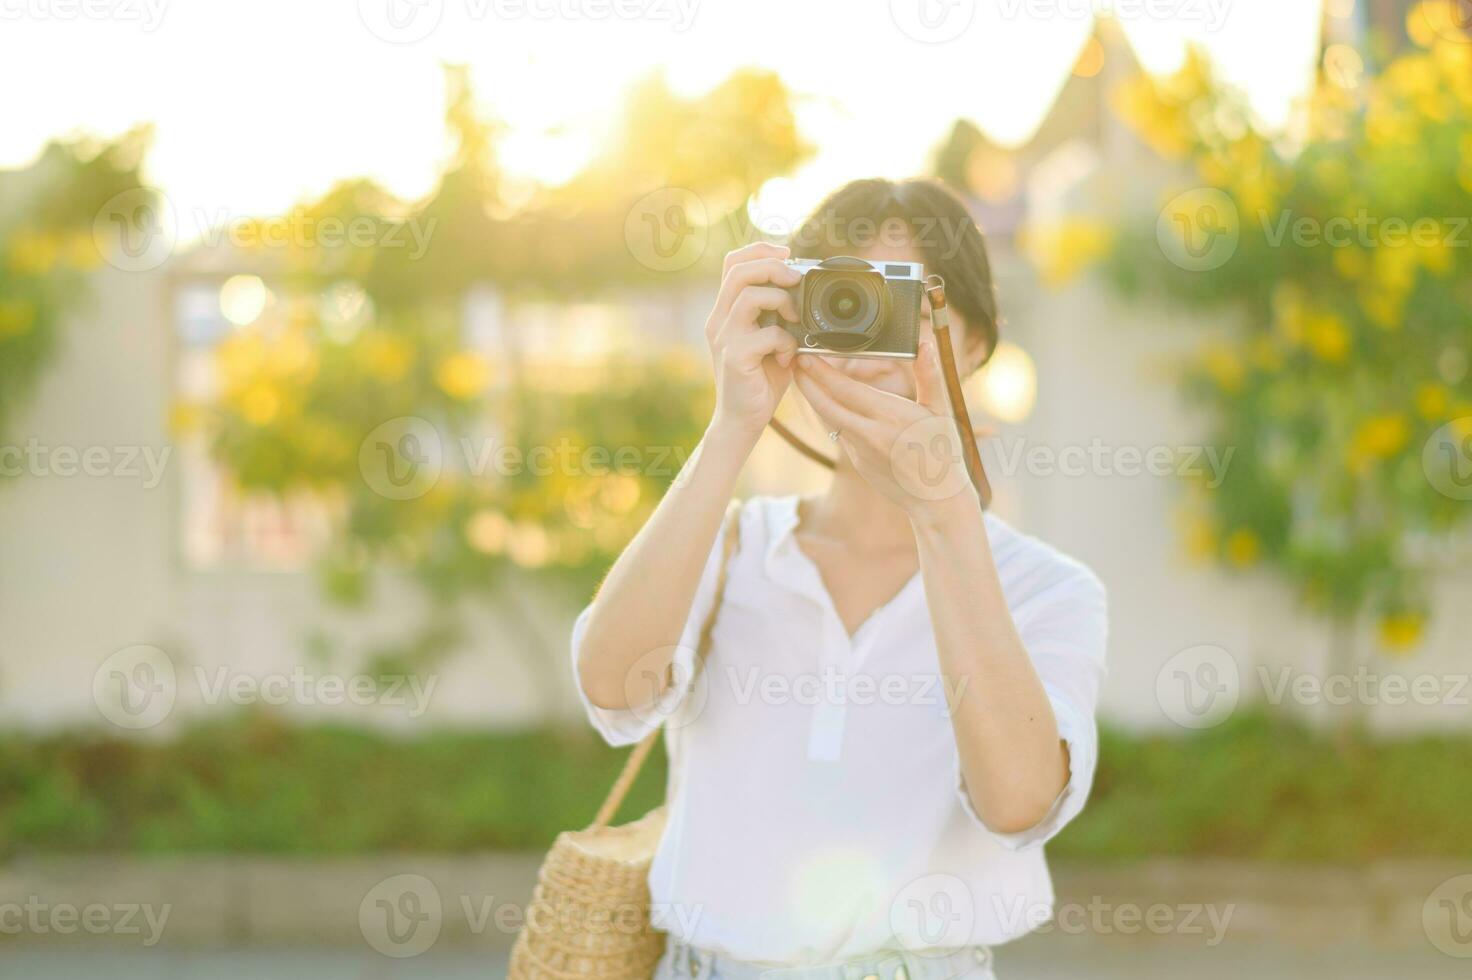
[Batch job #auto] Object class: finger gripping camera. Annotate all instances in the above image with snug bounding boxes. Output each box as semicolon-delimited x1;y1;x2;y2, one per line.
758;256;924;358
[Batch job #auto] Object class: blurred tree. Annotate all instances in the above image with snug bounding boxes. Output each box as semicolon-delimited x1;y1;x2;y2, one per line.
194;65;809;689
1068;2;1472;734
0;129;148;446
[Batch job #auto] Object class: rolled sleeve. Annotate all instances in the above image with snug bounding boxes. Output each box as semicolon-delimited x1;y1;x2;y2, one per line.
958;566;1108;851
569;517;731;747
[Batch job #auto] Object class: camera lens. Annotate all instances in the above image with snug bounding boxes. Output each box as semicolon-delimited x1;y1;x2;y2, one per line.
806;273;886;352
830;286;861;321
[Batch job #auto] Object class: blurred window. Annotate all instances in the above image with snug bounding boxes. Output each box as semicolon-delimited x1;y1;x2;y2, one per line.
174;278;335;572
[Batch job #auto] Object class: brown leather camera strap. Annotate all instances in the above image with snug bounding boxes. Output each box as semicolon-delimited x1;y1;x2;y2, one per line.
767;276;992;509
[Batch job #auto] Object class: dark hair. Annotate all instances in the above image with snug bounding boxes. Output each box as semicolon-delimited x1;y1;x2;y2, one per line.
788;178;999;366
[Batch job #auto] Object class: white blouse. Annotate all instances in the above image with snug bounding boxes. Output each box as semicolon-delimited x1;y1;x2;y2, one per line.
572;495;1108;966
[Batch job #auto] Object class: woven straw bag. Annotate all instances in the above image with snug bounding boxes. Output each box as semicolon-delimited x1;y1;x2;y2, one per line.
509;502;742;980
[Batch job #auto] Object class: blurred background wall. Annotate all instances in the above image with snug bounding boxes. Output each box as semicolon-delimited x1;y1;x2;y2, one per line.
2;10;1469;738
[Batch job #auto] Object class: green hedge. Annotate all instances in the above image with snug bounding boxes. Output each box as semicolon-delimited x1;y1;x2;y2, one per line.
1;711;1468;861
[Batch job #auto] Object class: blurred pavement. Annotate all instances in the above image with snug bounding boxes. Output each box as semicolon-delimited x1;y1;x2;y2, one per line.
0;939;1462;980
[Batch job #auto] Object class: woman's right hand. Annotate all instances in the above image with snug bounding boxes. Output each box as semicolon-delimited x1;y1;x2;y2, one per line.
705;242;802;438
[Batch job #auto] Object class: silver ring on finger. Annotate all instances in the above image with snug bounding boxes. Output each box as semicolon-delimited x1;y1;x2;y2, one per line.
828;429;841;442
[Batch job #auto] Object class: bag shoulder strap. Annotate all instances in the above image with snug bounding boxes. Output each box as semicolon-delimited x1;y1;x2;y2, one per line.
589;499;743;830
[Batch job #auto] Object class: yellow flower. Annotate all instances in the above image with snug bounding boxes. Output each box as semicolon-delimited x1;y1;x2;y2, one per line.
1348;413;1410;471
1250;336;1283;372
1416;382;1449;420
1372;241;1419;292
1365;103;1419;149
1195;156;1229;186
274;330;317;377
1332;247;1368;282
1111;77;1192;161
1272;284;1307;345
6;231;59;275
434;351;491;400
1203;344;1245;392
169;401;201;436
1304;311;1350;362
1175;491;1217;563
1408;1;1470;48
1019;220;1113;288
1225;528;1260;567
1182;516;1217;562
599;473;643;515
1312;158;1350;197
217;332;266;386
1232;171;1276;217
359;333;413;383
465;510;509;555
1438;42;1472;104
1417;236;1453;276
1359;286;1404;329
64;232;101;270
239;384;281;426
1378;611;1424;652
0;299;36;338
507;521;551;567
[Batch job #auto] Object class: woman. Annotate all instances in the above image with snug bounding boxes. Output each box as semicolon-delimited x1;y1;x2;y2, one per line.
573;178;1108;979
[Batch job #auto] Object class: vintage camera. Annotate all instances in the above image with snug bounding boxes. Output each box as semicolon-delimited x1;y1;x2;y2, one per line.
758;256;924;358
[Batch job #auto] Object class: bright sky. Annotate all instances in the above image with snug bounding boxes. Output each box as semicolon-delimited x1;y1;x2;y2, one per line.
0;0;1326;229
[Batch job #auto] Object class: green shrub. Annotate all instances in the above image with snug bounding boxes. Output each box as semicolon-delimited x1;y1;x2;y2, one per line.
1;710;1467;861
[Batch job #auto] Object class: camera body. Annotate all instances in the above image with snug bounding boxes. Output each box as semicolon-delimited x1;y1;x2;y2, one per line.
758;256;924;358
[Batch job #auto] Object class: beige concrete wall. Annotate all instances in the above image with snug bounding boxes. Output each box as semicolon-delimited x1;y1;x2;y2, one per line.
2;260;1467;735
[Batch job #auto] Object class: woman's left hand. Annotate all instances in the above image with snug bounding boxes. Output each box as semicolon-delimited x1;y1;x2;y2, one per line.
793;340;981;516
